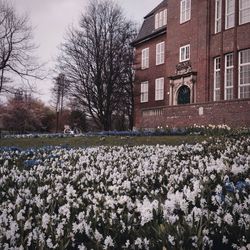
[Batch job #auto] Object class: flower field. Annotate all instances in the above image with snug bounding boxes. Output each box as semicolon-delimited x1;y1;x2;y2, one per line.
0;136;250;249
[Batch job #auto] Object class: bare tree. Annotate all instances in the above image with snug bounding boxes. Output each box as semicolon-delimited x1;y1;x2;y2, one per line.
0;1;42;94
51;73;68;132
58;0;137;131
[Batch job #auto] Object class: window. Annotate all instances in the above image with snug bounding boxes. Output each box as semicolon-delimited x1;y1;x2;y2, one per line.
225;53;234;100
141;48;149;69
239;0;250;24
239;49;250;99
215;0;222;33
156;42;165;65
155;9;167;29
155;78;164;100
225;0;235;29
180;0;191;23
141;81;149;103
180;44;190;62
155;13;159;29
214;57;221;101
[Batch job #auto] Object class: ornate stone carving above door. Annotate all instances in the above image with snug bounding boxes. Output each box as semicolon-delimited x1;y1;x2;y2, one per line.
175;61;192;75
169;72;197;106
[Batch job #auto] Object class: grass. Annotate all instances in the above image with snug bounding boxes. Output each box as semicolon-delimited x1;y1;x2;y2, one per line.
0;135;208;149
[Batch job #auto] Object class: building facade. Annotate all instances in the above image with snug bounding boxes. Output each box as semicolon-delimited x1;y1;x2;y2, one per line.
132;0;250;128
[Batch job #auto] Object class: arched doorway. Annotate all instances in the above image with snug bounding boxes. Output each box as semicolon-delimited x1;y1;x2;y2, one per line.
177;85;190;104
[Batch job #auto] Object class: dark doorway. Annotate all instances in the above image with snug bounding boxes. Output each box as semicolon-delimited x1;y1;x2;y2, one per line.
177;85;190;104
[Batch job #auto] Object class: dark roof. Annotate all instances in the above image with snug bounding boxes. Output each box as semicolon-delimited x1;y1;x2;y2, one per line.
131;0;167;46
144;0;168;18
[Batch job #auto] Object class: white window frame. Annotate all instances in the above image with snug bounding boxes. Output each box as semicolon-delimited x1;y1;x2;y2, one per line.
239;0;250;25
180;0;191;24
214;57;221;101
159;11;163;28
156;42;165;65
215;0;222;33
238;49;250;99
225;0;235;29
179;44;190;62
163;9;167;26
141;48;149;69
141;81;149;103
155;9;167;29
224;53;234;100
155;13;159;29
155;78;164;101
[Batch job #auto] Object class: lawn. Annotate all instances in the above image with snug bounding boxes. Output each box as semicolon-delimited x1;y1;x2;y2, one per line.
0;134;208;148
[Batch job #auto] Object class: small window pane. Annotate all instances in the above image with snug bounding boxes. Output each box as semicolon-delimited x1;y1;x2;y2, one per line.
225;53;234;100
156;42;165;65
180;44;190;62
214;57;221;101
239;49;250;99
215;0;222;33
180;0;191;23
226;0;235;29
141;48;149;69
141;82;149;103
155;78;164;101
239;0;250;24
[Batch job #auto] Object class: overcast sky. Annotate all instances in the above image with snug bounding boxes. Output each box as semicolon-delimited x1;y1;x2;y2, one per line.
11;0;161;105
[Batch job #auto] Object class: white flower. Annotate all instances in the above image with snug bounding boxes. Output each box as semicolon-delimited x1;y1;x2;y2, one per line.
215;184;222;194
6;221;19;240
104;236;114;249
203;236;213;248
58;204;71;220
78;243;87;250
136;198;158;226
3;160;8;167
134;237;143;249
222;235;228;244
56;222;65;238
124;240;130;248
168;235;175;246
66;184;77;201
17;209;25;221
24;220;32;231
94;229;103;242
143;238;150;249
46;237;54;248
231;164;247;175
210;174;216;180
224;213;233;226
42;213;50;230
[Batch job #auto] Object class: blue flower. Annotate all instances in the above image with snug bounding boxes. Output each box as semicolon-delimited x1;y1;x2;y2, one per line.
236;181;247;191
24;159;41;167
224;182;235;193
0;146;21;152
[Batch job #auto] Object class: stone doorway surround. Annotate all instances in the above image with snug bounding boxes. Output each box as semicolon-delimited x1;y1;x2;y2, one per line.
168;61;197;106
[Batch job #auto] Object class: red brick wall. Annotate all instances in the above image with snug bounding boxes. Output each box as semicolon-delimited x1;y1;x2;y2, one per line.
166;0;210;103
209;0;250;101
133;0;250;129
133;33;167;127
139;99;250;128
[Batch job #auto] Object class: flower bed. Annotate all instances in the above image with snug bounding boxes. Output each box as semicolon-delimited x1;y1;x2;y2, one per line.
2;125;249;139
0;136;250;249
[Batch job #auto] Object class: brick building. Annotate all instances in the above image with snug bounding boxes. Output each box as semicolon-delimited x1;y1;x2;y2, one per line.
132;0;250;128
